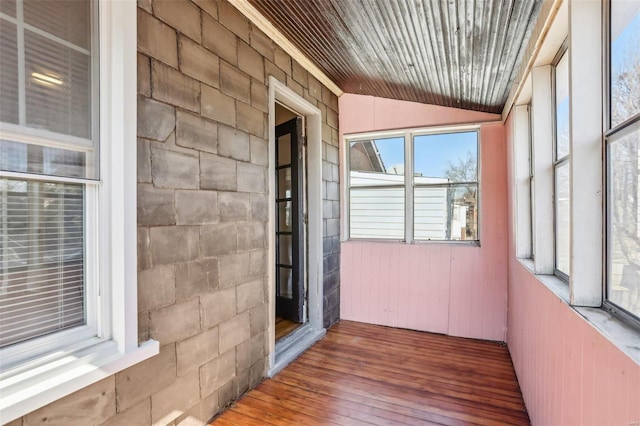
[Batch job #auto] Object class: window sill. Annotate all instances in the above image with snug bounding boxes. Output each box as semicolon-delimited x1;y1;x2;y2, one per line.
517;258;640;366
0;339;159;423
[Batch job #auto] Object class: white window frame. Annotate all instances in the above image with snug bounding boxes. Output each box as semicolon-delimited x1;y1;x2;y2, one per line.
0;1;158;422
343;124;481;244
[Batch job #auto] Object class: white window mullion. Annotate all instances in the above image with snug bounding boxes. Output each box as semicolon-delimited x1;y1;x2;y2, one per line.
405;131;413;244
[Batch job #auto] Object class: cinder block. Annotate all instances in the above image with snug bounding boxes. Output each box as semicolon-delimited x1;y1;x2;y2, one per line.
218;125;250;162
138;227;151;271
175;258;219;300
250;193;268;222
292;60;308;87
115;345;176;412
220;62;250;103
199;349;236;398
138;9;178;67
154;0;202;42
137;138;152;183
176;391;219;425
138;264;176;311
250;80;268;113
150;298;201;345
218;1;250;42
103;398;150;426
219;312;250;353
238;41;264;83
236;332;265;371
264;59;286;84
274;46;291;75
327;107;338;129
249;135;268;166
218;192;250;222
192;0;218;18
138;53;151;97
23;377;115;426
176;110;218;154
151;371;200;425
250;29;274;62
137;184;175;226
308;75;322;100
149;226;199;265
200;287;236;329
179;36;219;87
176;327;219;377
237;162;266;193
152;60;200;113
236;279;264;313
202;14;237;66
137;96;175;141
175;190;219;225
249;249;266;278
219;253;250;288
249;303;267;336
237;222;265;251
151;146;200;189
286;75;303;98
200;153;237;191
199;223;238;257
201;85;236;127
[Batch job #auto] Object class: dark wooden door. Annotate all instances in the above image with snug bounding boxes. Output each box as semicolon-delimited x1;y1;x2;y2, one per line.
275;117;304;322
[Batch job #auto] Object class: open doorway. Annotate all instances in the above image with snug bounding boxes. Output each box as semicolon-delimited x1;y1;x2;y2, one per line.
268;78;325;375
274;103;306;342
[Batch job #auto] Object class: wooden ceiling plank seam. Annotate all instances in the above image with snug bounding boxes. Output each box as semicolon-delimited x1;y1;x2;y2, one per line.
230;0;344;95
415;0;449;107
485;0;517;109
405;0;443;105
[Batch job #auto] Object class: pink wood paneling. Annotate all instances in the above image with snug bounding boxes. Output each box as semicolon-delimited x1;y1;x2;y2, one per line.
505;113;640;425
339;94;507;341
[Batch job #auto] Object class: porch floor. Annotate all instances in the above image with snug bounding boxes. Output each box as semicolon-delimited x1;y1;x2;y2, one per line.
211;321;530;425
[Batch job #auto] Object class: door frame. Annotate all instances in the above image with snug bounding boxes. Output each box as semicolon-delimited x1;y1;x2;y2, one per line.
267;77;325;375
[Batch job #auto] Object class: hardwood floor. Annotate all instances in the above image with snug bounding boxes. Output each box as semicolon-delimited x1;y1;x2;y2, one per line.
211;321;530;425
275;316;302;341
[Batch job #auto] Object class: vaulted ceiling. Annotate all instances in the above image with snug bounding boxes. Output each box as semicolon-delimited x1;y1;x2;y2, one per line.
248;0;542;113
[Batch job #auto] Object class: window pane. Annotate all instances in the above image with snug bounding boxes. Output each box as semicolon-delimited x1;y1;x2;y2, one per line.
349;137;404;239
0;178;86;348
555;52;570;159
25;29;92;139
413;132;477;182
611;1;640;127
555;162;570;275
0;140;86;178
23;0;90;49
0;19;19;125
414;184;478;241
608;126;640;318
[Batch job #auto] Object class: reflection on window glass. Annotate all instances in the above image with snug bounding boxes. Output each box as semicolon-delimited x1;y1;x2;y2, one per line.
0;178;85;348
0;140;87;178
413;131;478;241
608;126;640;319
413;132;477;181
349;137;404;239
611;1;640;127
555;163;570;275
555;52;570;159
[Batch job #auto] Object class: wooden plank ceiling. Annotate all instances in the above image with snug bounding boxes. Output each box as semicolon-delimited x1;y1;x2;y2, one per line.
248;0;542;113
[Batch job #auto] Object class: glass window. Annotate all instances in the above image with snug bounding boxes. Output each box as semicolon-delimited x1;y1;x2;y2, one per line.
554;49;570;277
349;137;405;240
607;1;640;322
0;0;96;350
413;131;478;241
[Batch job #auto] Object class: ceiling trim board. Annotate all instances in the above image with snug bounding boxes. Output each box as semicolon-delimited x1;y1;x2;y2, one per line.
227;0;345;96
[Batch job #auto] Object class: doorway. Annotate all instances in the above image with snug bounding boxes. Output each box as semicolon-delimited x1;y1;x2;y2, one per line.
274;106;305;341
268;77;325;376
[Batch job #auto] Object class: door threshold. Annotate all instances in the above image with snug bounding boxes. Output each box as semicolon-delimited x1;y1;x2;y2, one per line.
269;324;325;377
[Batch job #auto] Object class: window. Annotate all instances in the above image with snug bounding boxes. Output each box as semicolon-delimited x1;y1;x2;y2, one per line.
554;47;570;278
0;0;157;421
347;128;479;242
606;0;640;322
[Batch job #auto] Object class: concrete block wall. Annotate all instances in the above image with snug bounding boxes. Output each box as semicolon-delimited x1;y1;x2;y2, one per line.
9;0;340;425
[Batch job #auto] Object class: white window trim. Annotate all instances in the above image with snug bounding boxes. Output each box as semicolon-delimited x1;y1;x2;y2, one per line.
0;0;159;422
343;124;483;244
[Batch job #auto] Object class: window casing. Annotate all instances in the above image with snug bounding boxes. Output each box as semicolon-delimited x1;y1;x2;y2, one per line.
346;127;480;243
553;47;570;280
605;0;640;324
0;0;158;421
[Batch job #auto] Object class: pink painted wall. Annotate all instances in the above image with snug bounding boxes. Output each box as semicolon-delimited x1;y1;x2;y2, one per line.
339;94;508;341
505;113;640;424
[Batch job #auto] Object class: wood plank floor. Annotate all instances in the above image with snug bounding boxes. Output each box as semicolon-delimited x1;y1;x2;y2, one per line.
275;317;302;341
211;321;530;425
